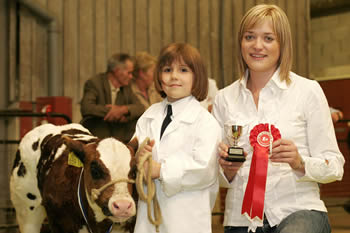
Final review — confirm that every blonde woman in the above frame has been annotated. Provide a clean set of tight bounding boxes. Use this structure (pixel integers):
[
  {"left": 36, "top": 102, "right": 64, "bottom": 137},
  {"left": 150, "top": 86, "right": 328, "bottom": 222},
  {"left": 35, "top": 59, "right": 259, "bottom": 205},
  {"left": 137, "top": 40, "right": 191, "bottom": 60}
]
[
  {"left": 213, "top": 4, "right": 344, "bottom": 233},
  {"left": 131, "top": 51, "right": 163, "bottom": 109}
]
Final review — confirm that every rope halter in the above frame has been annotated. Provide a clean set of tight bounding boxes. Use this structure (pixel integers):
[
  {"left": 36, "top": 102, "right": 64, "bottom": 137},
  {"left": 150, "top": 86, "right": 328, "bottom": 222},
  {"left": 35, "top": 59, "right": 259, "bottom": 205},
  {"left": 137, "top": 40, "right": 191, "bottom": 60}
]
[{"left": 91, "top": 178, "right": 135, "bottom": 201}]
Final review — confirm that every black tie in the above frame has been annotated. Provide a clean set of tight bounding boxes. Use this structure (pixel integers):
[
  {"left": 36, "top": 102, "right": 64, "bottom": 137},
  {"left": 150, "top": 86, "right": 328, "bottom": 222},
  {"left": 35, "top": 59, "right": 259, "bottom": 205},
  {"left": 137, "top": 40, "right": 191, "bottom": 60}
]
[{"left": 160, "top": 105, "right": 172, "bottom": 139}]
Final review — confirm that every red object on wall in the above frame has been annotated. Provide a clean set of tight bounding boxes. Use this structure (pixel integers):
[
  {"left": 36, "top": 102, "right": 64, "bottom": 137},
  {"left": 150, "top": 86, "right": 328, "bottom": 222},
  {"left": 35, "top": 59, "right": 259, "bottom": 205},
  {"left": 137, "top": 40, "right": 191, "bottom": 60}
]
[
  {"left": 36, "top": 96, "right": 72, "bottom": 126},
  {"left": 19, "top": 101, "right": 33, "bottom": 138}
]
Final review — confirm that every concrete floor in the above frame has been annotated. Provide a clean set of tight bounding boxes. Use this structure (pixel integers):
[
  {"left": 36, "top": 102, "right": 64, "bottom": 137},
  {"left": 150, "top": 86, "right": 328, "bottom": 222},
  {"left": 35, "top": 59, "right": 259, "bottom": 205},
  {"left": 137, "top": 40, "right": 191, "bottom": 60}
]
[{"left": 2, "top": 197, "right": 349, "bottom": 232}]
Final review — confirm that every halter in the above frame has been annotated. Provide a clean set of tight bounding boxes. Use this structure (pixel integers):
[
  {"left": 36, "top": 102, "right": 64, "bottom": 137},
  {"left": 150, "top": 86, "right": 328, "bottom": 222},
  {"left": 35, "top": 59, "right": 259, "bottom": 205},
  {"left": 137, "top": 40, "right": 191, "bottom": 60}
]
[
  {"left": 91, "top": 177, "right": 135, "bottom": 201},
  {"left": 77, "top": 168, "right": 135, "bottom": 233}
]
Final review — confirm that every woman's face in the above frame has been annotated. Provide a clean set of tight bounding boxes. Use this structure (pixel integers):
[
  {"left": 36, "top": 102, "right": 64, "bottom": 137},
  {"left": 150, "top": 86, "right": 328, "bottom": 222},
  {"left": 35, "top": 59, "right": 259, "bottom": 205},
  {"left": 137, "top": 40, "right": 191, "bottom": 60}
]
[
  {"left": 160, "top": 59, "right": 193, "bottom": 103},
  {"left": 141, "top": 64, "right": 155, "bottom": 88},
  {"left": 241, "top": 19, "right": 280, "bottom": 75}
]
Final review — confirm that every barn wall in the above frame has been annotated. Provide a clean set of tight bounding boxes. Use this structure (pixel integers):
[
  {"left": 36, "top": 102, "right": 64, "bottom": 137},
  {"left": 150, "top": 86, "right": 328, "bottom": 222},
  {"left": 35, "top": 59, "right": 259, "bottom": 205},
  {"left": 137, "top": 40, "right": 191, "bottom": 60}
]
[
  {"left": 0, "top": 0, "right": 8, "bottom": 210},
  {"left": 0, "top": 1, "right": 17, "bottom": 231},
  {"left": 7, "top": 0, "right": 310, "bottom": 123},
  {"left": 311, "top": 11, "right": 350, "bottom": 80}
]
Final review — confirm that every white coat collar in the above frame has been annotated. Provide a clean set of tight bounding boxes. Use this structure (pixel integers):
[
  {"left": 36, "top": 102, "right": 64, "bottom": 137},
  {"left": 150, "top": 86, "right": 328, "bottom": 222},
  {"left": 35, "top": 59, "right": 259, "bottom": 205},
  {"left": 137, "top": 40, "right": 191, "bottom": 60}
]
[{"left": 142, "top": 95, "right": 201, "bottom": 124}]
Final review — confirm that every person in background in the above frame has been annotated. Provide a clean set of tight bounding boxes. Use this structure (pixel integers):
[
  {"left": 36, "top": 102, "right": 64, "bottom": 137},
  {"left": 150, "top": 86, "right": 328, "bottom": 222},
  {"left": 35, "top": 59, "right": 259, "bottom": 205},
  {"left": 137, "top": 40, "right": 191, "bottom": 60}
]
[
  {"left": 133, "top": 42, "right": 221, "bottom": 233},
  {"left": 200, "top": 77, "right": 219, "bottom": 112},
  {"left": 212, "top": 4, "right": 344, "bottom": 233},
  {"left": 330, "top": 107, "right": 344, "bottom": 123},
  {"left": 80, "top": 53, "right": 145, "bottom": 143},
  {"left": 131, "top": 51, "right": 163, "bottom": 109}
]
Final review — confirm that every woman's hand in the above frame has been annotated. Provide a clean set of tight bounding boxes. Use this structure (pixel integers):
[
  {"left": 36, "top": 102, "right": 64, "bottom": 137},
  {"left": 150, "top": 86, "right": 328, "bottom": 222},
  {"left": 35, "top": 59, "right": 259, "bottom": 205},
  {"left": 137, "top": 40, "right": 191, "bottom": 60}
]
[
  {"left": 270, "top": 139, "right": 305, "bottom": 172},
  {"left": 218, "top": 142, "right": 246, "bottom": 182}
]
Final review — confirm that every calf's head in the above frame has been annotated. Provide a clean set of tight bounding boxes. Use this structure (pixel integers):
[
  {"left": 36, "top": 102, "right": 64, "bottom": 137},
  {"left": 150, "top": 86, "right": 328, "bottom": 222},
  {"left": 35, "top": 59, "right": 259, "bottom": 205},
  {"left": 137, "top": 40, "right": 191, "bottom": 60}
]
[{"left": 64, "top": 137, "right": 137, "bottom": 223}]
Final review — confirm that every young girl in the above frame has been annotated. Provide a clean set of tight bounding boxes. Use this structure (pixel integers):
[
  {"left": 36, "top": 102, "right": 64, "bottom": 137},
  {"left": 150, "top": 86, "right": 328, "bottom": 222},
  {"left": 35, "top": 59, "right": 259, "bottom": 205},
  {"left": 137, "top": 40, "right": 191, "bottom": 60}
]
[{"left": 133, "top": 42, "right": 222, "bottom": 233}]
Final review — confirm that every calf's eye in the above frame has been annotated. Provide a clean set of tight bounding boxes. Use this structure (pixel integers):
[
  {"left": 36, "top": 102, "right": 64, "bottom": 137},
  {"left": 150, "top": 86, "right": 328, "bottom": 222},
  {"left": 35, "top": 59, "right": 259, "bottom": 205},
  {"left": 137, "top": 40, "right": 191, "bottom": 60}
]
[{"left": 90, "top": 161, "right": 105, "bottom": 180}]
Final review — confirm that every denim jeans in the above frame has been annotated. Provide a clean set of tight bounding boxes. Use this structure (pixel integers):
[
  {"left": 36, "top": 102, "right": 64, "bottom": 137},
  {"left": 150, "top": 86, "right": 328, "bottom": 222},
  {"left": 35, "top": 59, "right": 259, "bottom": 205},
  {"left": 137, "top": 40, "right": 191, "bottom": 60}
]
[{"left": 224, "top": 210, "right": 331, "bottom": 233}]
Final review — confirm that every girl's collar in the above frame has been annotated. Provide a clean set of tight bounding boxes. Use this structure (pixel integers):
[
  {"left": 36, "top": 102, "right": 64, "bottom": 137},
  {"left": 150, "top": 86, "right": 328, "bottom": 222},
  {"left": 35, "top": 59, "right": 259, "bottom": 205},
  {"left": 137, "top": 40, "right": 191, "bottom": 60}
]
[{"left": 164, "top": 95, "right": 194, "bottom": 118}]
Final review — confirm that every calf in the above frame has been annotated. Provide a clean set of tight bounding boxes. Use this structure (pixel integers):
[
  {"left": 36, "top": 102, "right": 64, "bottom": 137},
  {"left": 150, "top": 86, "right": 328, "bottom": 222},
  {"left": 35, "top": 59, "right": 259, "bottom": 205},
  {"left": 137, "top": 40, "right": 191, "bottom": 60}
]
[{"left": 10, "top": 123, "right": 137, "bottom": 233}]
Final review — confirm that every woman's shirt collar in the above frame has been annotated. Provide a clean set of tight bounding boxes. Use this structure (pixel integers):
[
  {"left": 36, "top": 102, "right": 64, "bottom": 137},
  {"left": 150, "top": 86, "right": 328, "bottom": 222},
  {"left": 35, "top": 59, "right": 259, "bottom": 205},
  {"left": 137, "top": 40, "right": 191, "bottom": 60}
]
[{"left": 239, "top": 67, "right": 289, "bottom": 91}]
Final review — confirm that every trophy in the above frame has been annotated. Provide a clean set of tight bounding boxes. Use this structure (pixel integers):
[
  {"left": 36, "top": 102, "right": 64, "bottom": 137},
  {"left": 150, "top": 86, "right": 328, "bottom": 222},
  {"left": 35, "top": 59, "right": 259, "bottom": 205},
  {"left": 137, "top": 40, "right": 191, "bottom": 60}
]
[{"left": 225, "top": 125, "right": 245, "bottom": 162}]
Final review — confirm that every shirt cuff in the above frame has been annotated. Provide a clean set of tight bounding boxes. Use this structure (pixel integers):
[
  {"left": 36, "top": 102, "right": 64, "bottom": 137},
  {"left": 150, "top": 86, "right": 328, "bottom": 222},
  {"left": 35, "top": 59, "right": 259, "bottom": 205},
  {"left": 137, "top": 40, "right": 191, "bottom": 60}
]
[{"left": 297, "top": 156, "right": 343, "bottom": 183}]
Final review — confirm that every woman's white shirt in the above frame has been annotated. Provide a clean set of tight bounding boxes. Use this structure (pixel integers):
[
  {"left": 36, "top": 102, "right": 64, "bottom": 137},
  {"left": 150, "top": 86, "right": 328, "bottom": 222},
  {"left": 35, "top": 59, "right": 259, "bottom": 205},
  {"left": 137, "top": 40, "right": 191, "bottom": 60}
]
[
  {"left": 134, "top": 95, "right": 222, "bottom": 233},
  {"left": 212, "top": 69, "right": 344, "bottom": 230}
]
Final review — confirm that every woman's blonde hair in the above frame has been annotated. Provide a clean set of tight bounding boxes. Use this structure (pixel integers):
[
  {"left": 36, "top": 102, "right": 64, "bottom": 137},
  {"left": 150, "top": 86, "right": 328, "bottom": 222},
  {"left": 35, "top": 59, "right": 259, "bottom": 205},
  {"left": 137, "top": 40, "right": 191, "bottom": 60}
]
[
  {"left": 237, "top": 4, "right": 293, "bottom": 84},
  {"left": 154, "top": 42, "right": 208, "bottom": 101},
  {"left": 133, "top": 51, "right": 157, "bottom": 79}
]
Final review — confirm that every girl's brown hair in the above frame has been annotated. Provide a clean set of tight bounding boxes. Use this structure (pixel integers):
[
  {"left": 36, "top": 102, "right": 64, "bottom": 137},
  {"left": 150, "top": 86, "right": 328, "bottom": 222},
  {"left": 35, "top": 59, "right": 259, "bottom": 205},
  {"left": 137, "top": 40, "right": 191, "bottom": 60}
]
[{"left": 154, "top": 43, "right": 208, "bottom": 101}]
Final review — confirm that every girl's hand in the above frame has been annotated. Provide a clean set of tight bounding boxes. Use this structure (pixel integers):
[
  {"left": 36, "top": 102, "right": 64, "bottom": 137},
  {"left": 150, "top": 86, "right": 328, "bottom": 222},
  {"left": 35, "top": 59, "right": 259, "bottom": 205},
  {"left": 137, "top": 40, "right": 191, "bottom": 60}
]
[
  {"left": 270, "top": 139, "right": 304, "bottom": 171},
  {"left": 136, "top": 139, "right": 154, "bottom": 163},
  {"left": 218, "top": 142, "right": 246, "bottom": 182},
  {"left": 139, "top": 139, "right": 161, "bottom": 179}
]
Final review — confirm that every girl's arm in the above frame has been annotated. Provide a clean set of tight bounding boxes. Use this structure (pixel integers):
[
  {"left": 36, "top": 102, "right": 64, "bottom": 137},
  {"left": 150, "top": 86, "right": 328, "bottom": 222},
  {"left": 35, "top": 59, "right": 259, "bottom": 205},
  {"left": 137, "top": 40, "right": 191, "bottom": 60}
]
[{"left": 159, "top": 116, "right": 222, "bottom": 197}]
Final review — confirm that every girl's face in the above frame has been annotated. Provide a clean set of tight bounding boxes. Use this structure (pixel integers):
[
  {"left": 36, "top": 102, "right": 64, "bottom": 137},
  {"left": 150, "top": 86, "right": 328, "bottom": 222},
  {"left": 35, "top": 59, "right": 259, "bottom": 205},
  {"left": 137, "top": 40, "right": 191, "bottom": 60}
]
[
  {"left": 160, "top": 59, "right": 194, "bottom": 102},
  {"left": 241, "top": 19, "right": 280, "bottom": 75}
]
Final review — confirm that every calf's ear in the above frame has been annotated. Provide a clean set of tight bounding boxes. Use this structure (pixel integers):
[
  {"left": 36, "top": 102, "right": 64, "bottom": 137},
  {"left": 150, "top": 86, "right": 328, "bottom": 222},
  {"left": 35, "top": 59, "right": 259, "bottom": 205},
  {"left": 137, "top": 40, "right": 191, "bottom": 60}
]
[
  {"left": 127, "top": 137, "right": 139, "bottom": 157},
  {"left": 62, "top": 136, "right": 86, "bottom": 163}
]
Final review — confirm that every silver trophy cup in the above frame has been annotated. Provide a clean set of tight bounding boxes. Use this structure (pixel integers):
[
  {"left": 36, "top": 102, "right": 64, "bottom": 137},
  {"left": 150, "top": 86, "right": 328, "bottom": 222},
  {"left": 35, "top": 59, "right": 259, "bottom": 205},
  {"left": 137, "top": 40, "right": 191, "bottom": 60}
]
[{"left": 226, "top": 125, "right": 245, "bottom": 162}]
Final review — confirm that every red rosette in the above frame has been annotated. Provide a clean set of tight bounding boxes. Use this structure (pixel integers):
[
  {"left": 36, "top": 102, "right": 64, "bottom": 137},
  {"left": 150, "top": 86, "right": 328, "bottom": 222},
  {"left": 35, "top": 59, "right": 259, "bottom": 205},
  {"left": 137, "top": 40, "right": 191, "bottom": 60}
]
[
  {"left": 241, "top": 123, "right": 281, "bottom": 222},
  {"left": 249, "top": 123, "right": 281, "bottom": 148}
]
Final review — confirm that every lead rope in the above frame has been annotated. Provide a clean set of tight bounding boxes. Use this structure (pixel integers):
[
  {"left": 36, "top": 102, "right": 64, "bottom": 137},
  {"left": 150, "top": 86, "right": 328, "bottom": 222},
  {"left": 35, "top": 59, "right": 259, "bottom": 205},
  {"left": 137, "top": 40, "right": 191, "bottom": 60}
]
[
  {"left": 135, "top": 137, "right": 162, "bottom": 232},
  {"left": 77, "top": 168, "right": 93, "bottom": 233},
  {"left": 77, "top": 168, "right": 113, "bottom": 233}
]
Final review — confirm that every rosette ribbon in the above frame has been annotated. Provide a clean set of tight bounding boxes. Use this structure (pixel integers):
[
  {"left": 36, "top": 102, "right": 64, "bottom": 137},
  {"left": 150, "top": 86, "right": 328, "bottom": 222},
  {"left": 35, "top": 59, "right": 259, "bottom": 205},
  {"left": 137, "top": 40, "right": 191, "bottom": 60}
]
[{"left": 241, "top": 123, "right": 281, "bottom": 221}]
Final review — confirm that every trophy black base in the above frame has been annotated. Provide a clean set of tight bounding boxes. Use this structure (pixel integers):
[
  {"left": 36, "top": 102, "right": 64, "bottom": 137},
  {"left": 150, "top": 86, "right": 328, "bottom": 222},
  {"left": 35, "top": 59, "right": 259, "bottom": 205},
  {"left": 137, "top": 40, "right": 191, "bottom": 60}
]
[{"left": 225, "top": 147, "right": 245, "bottom": 162}]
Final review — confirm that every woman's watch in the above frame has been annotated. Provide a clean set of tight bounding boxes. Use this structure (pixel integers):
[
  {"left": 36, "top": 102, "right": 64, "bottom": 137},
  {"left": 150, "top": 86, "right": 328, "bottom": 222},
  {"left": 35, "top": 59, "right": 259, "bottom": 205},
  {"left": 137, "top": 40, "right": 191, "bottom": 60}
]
[{"left": 297, "top": 156, "right": 305, "bottom": 169}]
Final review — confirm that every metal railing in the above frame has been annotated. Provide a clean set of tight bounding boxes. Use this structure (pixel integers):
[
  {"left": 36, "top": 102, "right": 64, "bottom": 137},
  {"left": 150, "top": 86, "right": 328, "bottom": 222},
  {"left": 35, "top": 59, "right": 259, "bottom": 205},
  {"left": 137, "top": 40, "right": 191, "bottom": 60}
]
[
  {"left": 0, "top": 110, "right": 71, "bottom": 124},
  {"left": 0, "top": 110, "right": 72, "bottom": 144}
]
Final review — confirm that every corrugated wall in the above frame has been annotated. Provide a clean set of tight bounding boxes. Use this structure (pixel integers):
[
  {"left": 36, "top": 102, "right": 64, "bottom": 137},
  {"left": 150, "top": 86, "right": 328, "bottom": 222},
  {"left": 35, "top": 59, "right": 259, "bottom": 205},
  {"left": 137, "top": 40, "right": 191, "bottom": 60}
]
[{"left": 8, "top": 0, "right": 310, "bottom": 123}]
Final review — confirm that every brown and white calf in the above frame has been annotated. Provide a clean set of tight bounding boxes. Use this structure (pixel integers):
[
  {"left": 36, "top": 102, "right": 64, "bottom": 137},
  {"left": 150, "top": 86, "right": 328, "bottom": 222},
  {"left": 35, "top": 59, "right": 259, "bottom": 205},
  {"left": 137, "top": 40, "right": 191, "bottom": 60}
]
[{"left": 10, "top": 123, "right": 137, "bottom": 233}]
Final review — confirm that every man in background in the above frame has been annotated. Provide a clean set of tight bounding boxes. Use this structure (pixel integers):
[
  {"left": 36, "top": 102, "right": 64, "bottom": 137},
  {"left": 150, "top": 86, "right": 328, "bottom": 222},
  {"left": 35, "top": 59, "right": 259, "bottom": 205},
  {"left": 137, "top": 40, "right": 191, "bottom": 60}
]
[
  {"left": 330, "top": 107, "right": 344, "bottom": 123},
  {"left": 80, "top": 53, "right": 145, "bottom": 143}
]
